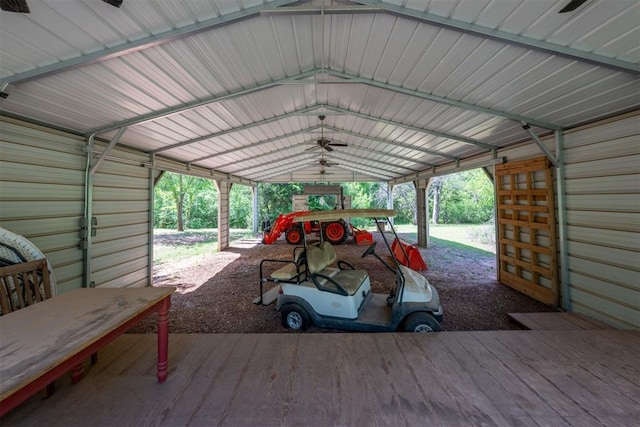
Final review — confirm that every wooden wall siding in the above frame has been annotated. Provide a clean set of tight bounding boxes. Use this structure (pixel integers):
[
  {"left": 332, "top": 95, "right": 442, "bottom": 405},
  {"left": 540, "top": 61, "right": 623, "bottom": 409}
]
[
  {"left": 496, "top": 157, "right": 559, "bottom": 307},
  {"left": 0, "top": 118, "right": 85, "bottom": 292},
  {"left": 562, "top": 112, "right": 640, "bottom": 328}
]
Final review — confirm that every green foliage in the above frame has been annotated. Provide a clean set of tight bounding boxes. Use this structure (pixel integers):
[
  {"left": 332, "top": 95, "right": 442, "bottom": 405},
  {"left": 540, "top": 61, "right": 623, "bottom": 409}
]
[
  {"left": 257, "top": 183, "right": 304, "bottom": 222},
  {"left": 153, "top": 169, "right": 495, "bottom": 231},
  {"left": 432, "top": 169, "right": 494, "bottom": 224},
  {"left": 392, "top": 183, "right": 417, "bottom": 224},
  {"left": 230, "top": 185, "right": 253, "bottom": 228},
  {"left": 154, "top": 172, "right": 217, "bottom": 230}
]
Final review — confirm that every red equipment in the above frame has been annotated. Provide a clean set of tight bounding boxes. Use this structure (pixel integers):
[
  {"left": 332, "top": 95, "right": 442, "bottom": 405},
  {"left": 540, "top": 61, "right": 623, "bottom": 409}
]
[
  {"left": 391, "top": 238, "right": 428, "bottom": 271},
  {"left": 351, "top": 225, "right": 374, "bottom": 246},
  {"left": 262, "top": 211, "right": 350, "bottom": 245}
]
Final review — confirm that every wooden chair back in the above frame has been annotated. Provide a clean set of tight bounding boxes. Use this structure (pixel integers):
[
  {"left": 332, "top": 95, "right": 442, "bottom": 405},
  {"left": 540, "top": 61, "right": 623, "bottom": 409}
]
[{"left": 0, "top": 259, "right": 52, "bottom": 316}]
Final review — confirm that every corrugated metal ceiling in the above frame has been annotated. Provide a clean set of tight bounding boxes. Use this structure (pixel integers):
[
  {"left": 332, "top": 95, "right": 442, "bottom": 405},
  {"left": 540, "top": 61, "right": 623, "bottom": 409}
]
[{"left": 1, "top": 0, "right": 638, "bottom": 183}]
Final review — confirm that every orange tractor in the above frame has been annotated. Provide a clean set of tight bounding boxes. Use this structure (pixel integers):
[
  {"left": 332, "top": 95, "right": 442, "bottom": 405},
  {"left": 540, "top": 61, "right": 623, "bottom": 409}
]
[{"left": 262, "top": 210, "right": 350, "bottom": 245}]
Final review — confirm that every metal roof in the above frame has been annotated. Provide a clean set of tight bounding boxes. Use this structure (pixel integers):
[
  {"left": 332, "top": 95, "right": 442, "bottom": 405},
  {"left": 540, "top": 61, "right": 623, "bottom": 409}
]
[{"left": 1, "top": 0, "right": 638, "bottom": 184}]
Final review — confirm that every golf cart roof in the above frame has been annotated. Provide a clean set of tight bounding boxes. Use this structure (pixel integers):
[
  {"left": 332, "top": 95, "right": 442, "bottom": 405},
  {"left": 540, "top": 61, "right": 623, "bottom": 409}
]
[{"left": 292, "top": 209, "right": 396, "bottom": 223}]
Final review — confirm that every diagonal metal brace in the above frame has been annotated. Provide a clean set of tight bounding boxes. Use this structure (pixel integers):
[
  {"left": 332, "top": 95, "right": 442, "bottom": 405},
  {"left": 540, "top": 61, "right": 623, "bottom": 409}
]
[{"left": 522, "top": 123, "right": 559, "bottom": 167}]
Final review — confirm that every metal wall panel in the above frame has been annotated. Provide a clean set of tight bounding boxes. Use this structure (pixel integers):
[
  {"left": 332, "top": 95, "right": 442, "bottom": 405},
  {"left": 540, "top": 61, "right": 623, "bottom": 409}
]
[
  {"left": 562, "top": 112, "right": 640, "bottom": 328},
  {"left": 91, "top": 144, "right": 152, "bottom": 288},
  {"left": 0, "top": 118, "right": 85, "bottom": 291},
  {"left": 0, "top": 117, "right": 153, "bottom": 291}
]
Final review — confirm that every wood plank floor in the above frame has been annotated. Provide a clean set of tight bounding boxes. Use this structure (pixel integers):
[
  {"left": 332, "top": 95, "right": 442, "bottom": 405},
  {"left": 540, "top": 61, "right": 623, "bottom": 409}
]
[{"left": 2, "top": 330, "right": 639, "bottom": 426}]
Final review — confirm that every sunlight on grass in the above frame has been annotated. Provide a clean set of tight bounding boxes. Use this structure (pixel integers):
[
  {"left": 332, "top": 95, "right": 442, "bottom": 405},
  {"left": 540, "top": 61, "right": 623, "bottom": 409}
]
[
  {"left": 153, "top": 228, "right": 256, "bottom": 265},
  {"left": 393, "top": 223, "right": 496, "bottom": 254},
  {"left": 153, "top": 223, "right": 496, "bottom": 267}
]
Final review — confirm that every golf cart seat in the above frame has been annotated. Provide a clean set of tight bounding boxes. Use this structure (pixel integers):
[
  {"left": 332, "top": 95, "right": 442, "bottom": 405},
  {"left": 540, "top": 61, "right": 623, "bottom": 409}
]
[
  {"left": 307, "top": 242, "right": 369, "bottom": 296},
  {"left": 270, "top": 246, "right": 306, "bottom": 281}
]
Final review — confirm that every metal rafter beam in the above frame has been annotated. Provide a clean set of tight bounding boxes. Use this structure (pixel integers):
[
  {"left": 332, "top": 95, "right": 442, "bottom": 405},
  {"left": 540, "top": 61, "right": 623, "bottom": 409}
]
[
  {"left": 355, "top": 1, "right": 639, "bottom": 75},
  {"left": 3, "top": 0, "right": 301, "bottom": 84},
  {"left": 191, "top": 125, "right": 321, "bottom": 163},
  {"left": 88, "top": 66, "right": 556, "bottom": 148},
  {"left": 151, "top": 106, "right": 318, "bottom": 155},
  {"left": 223, "top": 135, "right": 433, "bottom": 174},
  {"left": 324, "top": 107, "right": 485, "bottom": 156},
  {"left": 324, "top": 152, "right": 417, "bottom": 174},
  {"left": 236, "top": 152, "right": 317, "bottom": 175},
  {"left": 336, "top": 163, "right": 394, "bottom": 180},
  {"left": 323, "top": 125, "right": 450, "bottom": 163},
  {"left": 88, "top": 70, "right": 320, "bottom": 137},
  {"left": 251, "top": 162, "right": 311, "bottom": 180},
  {"left": 185, "top": 105, "right": 460, "bottom": 166},
  {"left": 326, "top": 70, "right": 562, "bottom": 131},
  {"left": 223, "top": 139, "right": 318, "bottom": 172},
  {"left": 244, "top": 150, "right": 406, "bottom": 180}
]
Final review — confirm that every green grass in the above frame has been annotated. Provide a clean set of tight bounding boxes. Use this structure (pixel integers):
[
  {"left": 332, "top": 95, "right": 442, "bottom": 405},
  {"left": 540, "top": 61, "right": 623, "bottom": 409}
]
[
  {"left": 153, "top": 223, "right": 496, "bottom": 266},
  {"left": 153, "top": 228, "right": 256, "bottom": 266},
  {"left": 393, "top": 223, "right": 496, "bottom": 254}
]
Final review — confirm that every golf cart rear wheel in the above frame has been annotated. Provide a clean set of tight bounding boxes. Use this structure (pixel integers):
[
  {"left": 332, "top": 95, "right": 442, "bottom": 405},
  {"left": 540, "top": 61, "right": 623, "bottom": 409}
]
[
  {"left": 323, "top": 221, "right": 347, "bottom": 245},
  {"left": 285, "top": 226, "right": 303, "bottom": 245},
  {"left": 281, "top": 303, "right": 311, "bottom": 331},
  {"left": 403, "top": 312, "right": 441, "bottom": 332}
]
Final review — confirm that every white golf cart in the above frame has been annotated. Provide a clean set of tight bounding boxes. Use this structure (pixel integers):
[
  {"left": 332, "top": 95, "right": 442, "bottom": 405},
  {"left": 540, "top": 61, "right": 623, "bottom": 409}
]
[{"left": 257, "top": 209, "right": 443, "bottom": 332}]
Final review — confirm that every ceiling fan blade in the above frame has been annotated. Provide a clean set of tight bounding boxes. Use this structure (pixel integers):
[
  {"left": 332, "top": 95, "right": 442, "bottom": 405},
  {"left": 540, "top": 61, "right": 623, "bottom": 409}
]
[
  {"left": 328, "top": 143, "right": 348, "bottom": 147},
  {"left": 323, "top": 145, "right": 334, "bottom": 152},
  {"left": 558, "top": 0, "right": 588, "bottom": 13}
]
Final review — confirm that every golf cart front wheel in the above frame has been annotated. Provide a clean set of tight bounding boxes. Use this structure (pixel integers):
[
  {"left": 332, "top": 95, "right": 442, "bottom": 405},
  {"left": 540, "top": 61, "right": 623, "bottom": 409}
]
[
  {"left": 281, "top": 303, "right": 311, "bottom": 331},
  {"left": 403, "top": 312, "right": 441, "bottom": 332}
]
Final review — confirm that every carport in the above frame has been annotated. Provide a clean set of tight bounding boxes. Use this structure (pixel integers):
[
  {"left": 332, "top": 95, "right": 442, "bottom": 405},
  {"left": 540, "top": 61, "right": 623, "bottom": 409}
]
[
  {"left": 0, "top": 0, "right": 640, "bottom": 425},
  {"left": 0, "top": 1, "right": 639, "bottom": 422}
]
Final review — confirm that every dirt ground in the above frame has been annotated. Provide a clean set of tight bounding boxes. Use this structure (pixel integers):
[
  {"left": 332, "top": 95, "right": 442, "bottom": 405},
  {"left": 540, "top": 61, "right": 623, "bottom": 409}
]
[{"left": 128, "top": 231, "right": 553, "bottom": 334}]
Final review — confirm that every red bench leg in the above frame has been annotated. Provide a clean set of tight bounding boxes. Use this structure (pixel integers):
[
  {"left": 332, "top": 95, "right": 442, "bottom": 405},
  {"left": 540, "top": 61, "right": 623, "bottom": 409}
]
[
  {"left": 156, "top": 296, "right": 171, "bottom": 383},
  {"left": 71, "top": 362, "right": 84, "bottom": 384}
]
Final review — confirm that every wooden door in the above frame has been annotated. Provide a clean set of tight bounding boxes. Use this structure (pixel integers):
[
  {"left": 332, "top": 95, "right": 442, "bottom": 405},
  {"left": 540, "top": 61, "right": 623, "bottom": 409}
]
[{"left": 495, "top": 157, "right": 559, "bottom": 306}]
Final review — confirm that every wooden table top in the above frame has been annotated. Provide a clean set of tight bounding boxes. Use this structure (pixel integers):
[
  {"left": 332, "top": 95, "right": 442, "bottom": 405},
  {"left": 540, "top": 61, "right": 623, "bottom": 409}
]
[{"left": 0, "top": 287, "right": 174, "bottom": 400}]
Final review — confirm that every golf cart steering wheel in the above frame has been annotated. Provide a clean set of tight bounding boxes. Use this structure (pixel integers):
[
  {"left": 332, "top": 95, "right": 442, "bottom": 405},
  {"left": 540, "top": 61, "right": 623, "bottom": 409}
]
[{"left": 362, "top": 242, "right": 377, "bottom": 258}]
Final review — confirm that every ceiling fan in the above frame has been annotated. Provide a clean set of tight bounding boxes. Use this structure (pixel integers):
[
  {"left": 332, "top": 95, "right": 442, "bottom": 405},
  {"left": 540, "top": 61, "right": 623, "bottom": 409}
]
[{"left": 315, "top": 115, "right": 348, "bottom": 152}]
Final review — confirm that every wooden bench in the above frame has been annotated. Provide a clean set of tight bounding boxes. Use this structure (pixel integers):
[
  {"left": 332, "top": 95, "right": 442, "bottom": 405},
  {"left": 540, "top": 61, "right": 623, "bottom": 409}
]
[{"left": 0, "top": 287, "right": 174, "bottom": 417}]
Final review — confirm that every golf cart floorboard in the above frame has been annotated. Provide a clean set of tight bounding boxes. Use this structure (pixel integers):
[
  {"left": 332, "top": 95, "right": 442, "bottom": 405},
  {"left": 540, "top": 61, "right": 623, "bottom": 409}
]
[
  {"left": 253, "top": 285, "right": 281, "bottom": 305},
  {"left": 356, "top": 293, "right": 392, "bottom": 326}
]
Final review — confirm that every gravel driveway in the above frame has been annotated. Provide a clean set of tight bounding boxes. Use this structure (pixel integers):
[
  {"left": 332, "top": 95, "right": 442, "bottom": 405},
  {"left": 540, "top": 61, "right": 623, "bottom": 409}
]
[{"left": 128, "top": 232, "right": 553, "bottom": 334}]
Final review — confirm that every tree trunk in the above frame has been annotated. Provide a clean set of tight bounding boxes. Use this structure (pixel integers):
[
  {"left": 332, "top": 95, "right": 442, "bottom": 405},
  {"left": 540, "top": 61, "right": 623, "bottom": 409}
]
[
  {"left": 431, "top": 178, "right": 442, "bottom": 224},
  {"left": 177, "top": 175, "right": 185, "bottom": 231}
]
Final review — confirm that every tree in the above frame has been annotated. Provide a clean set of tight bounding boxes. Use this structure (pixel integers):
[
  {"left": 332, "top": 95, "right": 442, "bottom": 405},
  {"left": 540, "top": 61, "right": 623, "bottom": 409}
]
[
  {"left": 392, "top": 183, "right": 417, "bottom": 224},
  {"left": 432, "top": 169, "right": 494, "bottom": 224},
  {"left": 154, "top": 172, "right": 217, "bottom": 230},
  {"left": 430, "top": 177, "right": 443, "bottom": 224},
  {"left": 230, "top": 184, "right": 253, "bottom": 228}
]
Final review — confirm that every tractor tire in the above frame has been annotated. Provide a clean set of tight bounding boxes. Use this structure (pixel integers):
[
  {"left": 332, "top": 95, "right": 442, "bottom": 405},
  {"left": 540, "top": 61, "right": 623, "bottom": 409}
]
[
  {"left": 285, "top": 225, "right": 303, "bottom": 245},
  {"left": 323, "top": 221, "right": 348, "bottom": 245}
]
